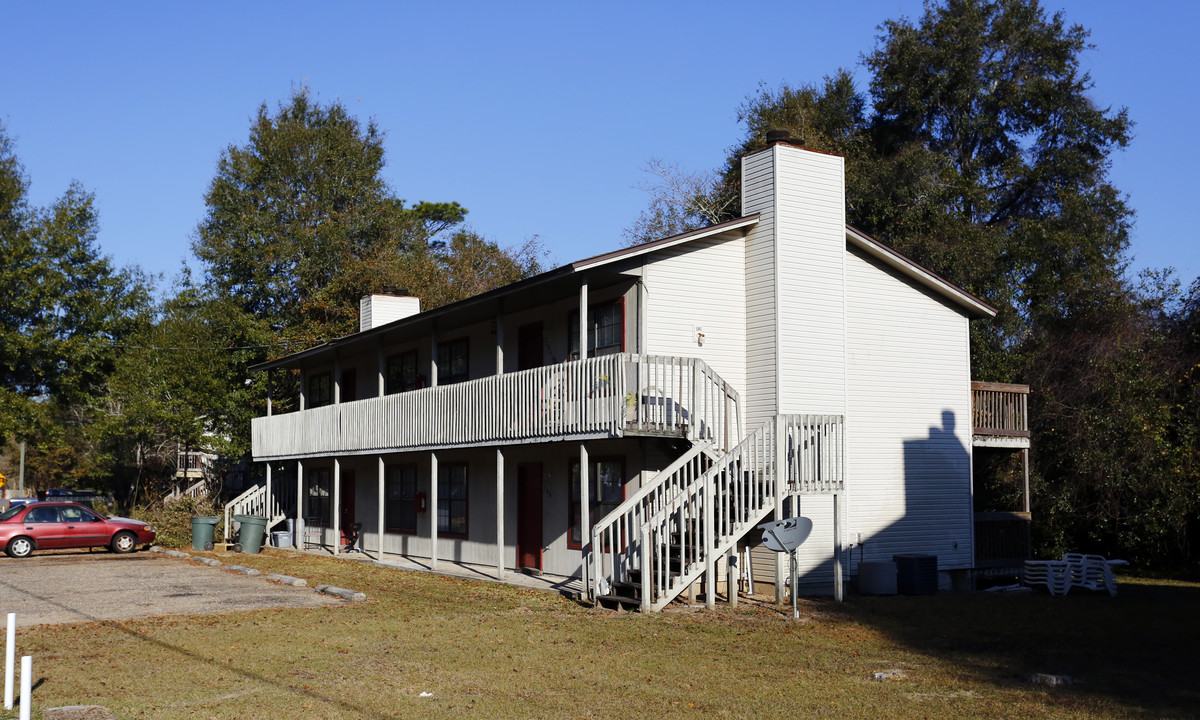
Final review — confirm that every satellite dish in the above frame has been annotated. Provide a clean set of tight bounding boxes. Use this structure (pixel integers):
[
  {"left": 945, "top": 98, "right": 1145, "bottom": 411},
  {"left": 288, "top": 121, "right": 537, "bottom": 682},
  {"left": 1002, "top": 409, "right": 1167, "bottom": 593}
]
[{"left": 758, "top": 517, "right": 813, "bottom": 553}]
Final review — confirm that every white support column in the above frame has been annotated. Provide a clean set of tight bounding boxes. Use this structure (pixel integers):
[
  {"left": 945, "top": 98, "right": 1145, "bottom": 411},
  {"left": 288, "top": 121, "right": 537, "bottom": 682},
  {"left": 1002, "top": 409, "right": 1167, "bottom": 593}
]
[
  {"left": 266, "top": 371, "right": 273, "bottom": 417},
  {"left": 333, "top": 458, "right": 341, "bottom": 554},
  {"left": 377, "top": 339, "right": 386, "bottom": 397},
  {"left": 377, "top": 456, "right": 385, "bottom": 560},
  {"left": 430, "top": 329, "right": 439, "bottom": 388},
  {"left": 299, "top": 369, "right": 307, "bottom": 411},
  {"left": 295, "top": 460, "right": 304, "bottom": 550},
  {"left": 578, "top": 276, "right": 589, "bottom": 360},
  {"left": 579, "top": 443, "right": 590, "bottom": 598},
  {"left": 430, "top": 451, "right": 439, "bottom": 570},
  {"left": 334, "top": 353, "right": 342, "bottom": 405},
  {"left": 774, "top": 416, "right": 786, "bottom": 604},
  {"left": 265, "top": 463, "right": 273, "bottom": 543},
  {"left": 495, "top": 308, "right": 505, "bottom": 376},
  {"left": 496, "top": 447, "right": 505, "bottom": 580}
]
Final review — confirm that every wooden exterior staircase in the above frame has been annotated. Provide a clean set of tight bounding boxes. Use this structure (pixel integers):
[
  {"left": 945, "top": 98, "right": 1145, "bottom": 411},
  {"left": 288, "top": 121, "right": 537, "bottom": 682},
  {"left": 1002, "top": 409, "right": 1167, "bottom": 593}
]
[
  {"left": 591, "top": 414, "right": 845, "bottom": 611},
  {"left": 223, "top": 483, "right": 288, "bottom": 542}
]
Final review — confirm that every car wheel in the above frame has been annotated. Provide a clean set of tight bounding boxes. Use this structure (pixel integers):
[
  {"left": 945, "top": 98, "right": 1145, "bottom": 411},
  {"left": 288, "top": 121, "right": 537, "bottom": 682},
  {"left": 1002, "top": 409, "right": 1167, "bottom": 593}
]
[
  {"left": 6, "top": 536, "right": 34, "bottom": 559},
  {"left": 111, "top": 531, "right": 138, "bottom": 554}
]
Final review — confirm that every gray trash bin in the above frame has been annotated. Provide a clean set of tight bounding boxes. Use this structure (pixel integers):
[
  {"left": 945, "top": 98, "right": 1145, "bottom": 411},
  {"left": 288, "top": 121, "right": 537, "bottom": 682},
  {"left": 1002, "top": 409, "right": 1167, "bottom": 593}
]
[{"left": 272, "top": 530, "right": 293, "bottom": 548}]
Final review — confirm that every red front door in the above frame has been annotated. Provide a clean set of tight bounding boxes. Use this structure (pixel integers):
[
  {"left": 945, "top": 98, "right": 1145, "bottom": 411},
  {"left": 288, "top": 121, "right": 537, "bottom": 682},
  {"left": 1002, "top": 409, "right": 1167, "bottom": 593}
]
[
  {"left": 517, "top": 463, "right": 543, "bottom": 571},
  {"left": 340, "top": 471, "right": 356, "bottom": 548}
]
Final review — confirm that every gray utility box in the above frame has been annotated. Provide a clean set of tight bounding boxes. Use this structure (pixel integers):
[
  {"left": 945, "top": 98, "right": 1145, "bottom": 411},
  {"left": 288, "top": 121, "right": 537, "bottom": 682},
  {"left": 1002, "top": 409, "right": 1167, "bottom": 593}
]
[{"left": 893, "top": 553, "right": 938, "bottom": 595}]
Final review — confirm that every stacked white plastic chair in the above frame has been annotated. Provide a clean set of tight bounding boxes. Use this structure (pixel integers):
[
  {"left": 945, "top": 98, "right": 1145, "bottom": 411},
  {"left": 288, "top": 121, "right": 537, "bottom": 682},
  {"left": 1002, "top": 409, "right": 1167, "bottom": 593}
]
[
  {"left": 1025, "top": 553, "right": 1123, "bottom": 596},
  {"left": 1023, "top": 560, "right": 1072, "bottom": 596}
]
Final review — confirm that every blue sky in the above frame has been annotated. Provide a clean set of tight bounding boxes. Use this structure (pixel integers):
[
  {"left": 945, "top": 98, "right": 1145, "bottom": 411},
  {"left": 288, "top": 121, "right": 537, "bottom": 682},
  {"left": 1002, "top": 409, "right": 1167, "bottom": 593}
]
[{"left": 2, "top": 1, "right": 1195, "bottom": 291}]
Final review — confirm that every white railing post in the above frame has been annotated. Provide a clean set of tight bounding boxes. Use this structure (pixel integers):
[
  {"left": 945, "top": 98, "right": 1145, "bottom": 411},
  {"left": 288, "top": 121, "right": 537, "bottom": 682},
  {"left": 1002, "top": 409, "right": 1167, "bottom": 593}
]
[
  {"left": 18, "top": 655, "right": 29, "bottom": 720},
  {"left": 703, "top": 469, "right": 715, "bottom": 610},
  {"left": 4, "top": 612, "right": 13, "bottom": 710}
]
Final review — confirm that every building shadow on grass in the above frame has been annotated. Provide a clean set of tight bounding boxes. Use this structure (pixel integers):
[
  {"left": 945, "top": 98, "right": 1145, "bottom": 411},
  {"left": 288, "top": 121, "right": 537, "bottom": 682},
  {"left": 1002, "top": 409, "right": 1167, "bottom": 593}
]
[{"left": 817, "top": 579, "right": 1200, "bottom": 718}]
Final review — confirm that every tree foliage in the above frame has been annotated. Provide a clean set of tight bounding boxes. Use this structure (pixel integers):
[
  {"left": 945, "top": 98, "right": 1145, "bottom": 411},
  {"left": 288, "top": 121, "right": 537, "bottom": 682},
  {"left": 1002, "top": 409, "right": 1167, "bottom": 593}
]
[
  {"left": 627, "top": 0, "right": 1198, "bottom": 570},
  {"left": 193, "top": 88, "right": 541, "bottom": 352},
  {"left": 0, "top": 124, "right": 151, "bottom": 466}
]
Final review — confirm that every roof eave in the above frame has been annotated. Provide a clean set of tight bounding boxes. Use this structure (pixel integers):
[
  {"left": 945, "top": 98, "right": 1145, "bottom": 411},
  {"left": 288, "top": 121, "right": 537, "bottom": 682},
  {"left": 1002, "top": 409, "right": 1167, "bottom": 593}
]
[{"left": 845, "top": 226, "right": 998, "bottom": 319}]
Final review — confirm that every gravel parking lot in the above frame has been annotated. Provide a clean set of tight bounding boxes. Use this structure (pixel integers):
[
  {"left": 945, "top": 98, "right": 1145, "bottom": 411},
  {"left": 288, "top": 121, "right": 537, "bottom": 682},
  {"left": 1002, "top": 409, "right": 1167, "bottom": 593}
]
[{"left": 0, "top": 550, "right": 339, "bottom": 627}]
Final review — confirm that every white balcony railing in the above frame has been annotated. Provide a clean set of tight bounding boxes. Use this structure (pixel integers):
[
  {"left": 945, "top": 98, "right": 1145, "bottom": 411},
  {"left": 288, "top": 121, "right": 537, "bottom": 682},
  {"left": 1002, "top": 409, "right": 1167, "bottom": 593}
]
[{"left": 252, "top": 354, "right": 740, "bottom": 460}]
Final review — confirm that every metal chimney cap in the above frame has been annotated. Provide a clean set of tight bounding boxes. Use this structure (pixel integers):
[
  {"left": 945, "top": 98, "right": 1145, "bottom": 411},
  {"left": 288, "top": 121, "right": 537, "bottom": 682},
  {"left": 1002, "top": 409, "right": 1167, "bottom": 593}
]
[{"left": 765, "top": 129, "right": 791, "bottom": 143}]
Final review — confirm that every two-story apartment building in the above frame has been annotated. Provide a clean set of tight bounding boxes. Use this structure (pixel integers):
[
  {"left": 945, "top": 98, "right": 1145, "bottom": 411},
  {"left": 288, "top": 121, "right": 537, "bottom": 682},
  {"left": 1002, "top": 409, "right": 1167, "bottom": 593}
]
[{"left": 245, "top": 138, "right": 1017, "bottom": 610}]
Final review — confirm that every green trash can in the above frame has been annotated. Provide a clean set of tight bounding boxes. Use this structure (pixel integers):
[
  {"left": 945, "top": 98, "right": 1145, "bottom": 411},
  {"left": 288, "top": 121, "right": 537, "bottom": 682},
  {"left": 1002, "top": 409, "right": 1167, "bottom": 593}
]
[
  {"left": 232, "top": 514, "right": 269, "bottom": 554},
  {"left": 190, "top": 516, "right": 220, "bottom": 551}
]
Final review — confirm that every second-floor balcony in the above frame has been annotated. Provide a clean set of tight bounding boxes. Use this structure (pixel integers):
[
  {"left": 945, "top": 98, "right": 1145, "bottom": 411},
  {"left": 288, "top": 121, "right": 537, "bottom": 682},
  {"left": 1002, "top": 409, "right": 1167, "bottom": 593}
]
[
  {"left": 971, "top": 381, "right": 1031, "bottom": 448},
  {"left": 252, "top": 353, "right": 741, "bottom": 461}
]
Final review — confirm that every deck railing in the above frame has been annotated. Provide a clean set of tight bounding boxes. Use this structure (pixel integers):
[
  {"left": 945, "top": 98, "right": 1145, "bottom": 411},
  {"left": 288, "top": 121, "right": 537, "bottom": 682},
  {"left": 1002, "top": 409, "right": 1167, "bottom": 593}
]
[
  {"left": 974, "top": 511, "right": 1032, "bottom": 568},
  {"left": 971, "top": 382, "right": 1030, "bottom": 437},
  {"left": 252, "top": 353, "right": 741, "bottom": 459}
]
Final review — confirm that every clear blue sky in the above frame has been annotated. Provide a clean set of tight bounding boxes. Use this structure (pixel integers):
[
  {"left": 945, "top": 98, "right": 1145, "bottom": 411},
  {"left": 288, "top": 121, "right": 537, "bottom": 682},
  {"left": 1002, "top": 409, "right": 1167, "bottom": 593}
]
[{"left": 2, "top": 1, "right": 1195, "bottom": 291}]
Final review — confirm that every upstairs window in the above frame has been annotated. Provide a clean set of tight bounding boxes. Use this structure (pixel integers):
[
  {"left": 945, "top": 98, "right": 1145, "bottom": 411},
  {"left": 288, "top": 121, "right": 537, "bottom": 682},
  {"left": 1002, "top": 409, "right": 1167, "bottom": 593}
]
[
  {"left": 386, "top": 350, "right": 421, "bottom": 394},
  {"left": 569, "top": 299, "right": 624, "bottom": 360},
  {"left": 307, "top": 373, "right": 332, "bottom": 408},
  {"left": 437, "top": 338, "right": 469, "bottom": 385}
]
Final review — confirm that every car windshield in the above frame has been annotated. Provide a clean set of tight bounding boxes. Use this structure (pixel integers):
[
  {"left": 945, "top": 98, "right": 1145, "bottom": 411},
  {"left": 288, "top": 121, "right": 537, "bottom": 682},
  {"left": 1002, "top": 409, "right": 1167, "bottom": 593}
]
[{"left": 0, "top": 506, "right": 25, "bottom": 521}]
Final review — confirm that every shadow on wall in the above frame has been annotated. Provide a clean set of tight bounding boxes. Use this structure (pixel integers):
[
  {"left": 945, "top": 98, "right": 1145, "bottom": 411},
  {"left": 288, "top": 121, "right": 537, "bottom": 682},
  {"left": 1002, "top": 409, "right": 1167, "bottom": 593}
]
[{"left": 786, "top": 409, "right": 970, "bottom": 593}]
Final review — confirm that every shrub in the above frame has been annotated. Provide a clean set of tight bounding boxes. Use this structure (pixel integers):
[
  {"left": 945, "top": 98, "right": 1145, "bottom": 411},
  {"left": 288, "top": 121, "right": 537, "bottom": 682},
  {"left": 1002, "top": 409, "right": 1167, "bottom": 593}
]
[{"left": 131, "top": 496, "right": 225, "bottom": 548}]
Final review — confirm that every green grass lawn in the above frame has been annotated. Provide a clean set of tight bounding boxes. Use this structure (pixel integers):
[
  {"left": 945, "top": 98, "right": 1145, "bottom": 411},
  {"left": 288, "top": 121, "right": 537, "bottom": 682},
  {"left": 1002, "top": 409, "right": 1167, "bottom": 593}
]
[{"left": 17, "top": 551, "right": 1200, "bottom": 719}]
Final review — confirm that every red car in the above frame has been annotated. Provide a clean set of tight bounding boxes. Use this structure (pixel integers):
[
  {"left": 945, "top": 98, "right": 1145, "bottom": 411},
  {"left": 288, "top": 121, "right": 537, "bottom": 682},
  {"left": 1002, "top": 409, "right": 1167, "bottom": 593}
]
[{"left": 0, "top": 502, "right": 156, "bottom": 558}]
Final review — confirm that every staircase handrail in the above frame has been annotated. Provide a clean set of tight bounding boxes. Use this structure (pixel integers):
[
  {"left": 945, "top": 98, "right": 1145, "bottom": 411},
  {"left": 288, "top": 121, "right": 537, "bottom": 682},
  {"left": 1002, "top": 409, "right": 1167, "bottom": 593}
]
[
  {"left": 223, "top": 484, "right": 265, "bottom": 541},
  {"left": 592, "top": 413, "right": 845, "bottom": 610}
]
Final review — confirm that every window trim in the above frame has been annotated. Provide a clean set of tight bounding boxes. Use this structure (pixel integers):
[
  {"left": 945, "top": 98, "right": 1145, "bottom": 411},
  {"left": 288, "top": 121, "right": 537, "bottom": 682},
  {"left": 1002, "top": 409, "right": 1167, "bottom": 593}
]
[{"left": 567, "top": 456, "right": 626, "bottom": 550}]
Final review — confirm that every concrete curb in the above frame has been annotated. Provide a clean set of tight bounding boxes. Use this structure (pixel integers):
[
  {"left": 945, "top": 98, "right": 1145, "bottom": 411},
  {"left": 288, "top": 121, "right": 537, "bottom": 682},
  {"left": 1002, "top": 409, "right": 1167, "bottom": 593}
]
[
  {"left": 149, "top": 546, "right": 165, "bottom": 553},
  {"left": 164, "top": 550, "right": 190, "bottom": 559},
  {"left": 315, "top": 584, "right": 367, "bottom": 602},
  {"left": 197, "top": 557, "right": 222, "bottom": 567},
  {"left": 224, "top": 564, "right": 262, "bottom": 576},
  {"left": 266, "top": 573, "right": 307, "bottom": 587}
]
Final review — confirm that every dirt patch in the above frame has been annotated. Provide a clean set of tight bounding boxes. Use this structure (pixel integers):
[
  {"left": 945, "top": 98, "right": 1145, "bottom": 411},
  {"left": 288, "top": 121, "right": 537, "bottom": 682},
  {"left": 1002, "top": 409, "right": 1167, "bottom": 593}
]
[{"left": 0, "top": 550, "right": 339, "bottom": 627}]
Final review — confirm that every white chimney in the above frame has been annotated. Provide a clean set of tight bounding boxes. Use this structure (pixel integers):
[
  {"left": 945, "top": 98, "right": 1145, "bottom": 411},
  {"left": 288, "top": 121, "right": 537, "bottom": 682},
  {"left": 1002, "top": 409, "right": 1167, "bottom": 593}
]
[{"left": 360, "top": 294, "right": 421, "bottom": 332}]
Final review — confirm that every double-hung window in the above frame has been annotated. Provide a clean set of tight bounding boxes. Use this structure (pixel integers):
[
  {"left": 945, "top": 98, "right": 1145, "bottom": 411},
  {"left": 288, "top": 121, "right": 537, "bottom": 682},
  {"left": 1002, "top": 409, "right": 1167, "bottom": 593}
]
[
  {"left": 386, "top": 350, "right": 420, "bottom": 394},
  {"left": 307, "top": 373, "right": 332, "bottom": 408},
  {"left": 307, "top": 468, "right": 331, "bottom": 527},
  {"left": 437, "top": 339, "right": 469, "bottom": 385},
  {"left": 438, "top": 463, "right": 468, "bottom": 537},
  {"left": 568, "top": 299, "right": 624, "bottom": 360},
  {"left": 568, "top": 457, "right": 625, "bottom": 548}
]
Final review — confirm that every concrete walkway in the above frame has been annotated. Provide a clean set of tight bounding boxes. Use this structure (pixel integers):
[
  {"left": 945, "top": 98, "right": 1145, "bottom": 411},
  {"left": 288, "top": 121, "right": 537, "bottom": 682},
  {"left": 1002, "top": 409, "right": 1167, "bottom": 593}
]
[{"left": 294, "top": 544, "right": 586, "bottom": 600}]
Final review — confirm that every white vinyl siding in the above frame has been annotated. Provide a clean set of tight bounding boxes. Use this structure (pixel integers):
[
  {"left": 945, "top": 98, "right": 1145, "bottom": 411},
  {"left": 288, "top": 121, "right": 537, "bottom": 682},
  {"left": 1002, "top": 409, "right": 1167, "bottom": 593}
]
[
  {"left": 774, "top": 147, "right": 847, "bottom": 415},
  {"left": 741, "top": 149, "right": 779, "bottom": 429},
  {"left": 641, "top": 235, "right": 747, "bottom": 394},
  {"left": 842, "top": 246, "right": 975, "bottom": 571}
]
